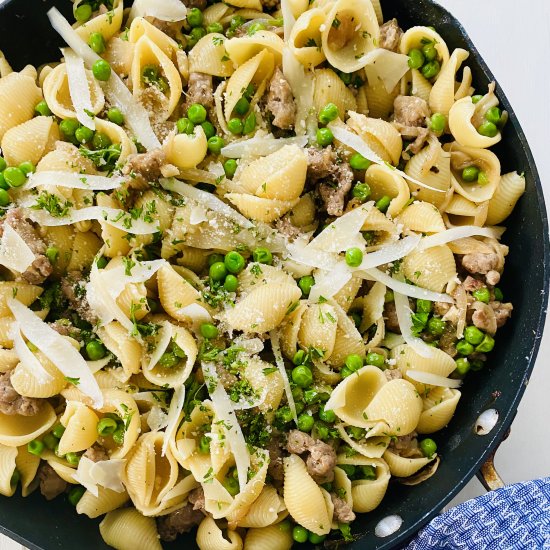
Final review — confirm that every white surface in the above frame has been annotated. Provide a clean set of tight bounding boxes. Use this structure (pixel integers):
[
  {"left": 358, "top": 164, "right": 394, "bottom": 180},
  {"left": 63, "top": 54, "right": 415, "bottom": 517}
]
[{"left": 0, "top": 1, "right": 549, "bottom": 549}]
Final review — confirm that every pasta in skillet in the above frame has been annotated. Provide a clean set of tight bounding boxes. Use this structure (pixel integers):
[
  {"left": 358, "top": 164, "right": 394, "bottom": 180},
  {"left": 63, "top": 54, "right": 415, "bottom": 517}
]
[{"left": 0, "top": 0, "right": 523, "bottom": 548}]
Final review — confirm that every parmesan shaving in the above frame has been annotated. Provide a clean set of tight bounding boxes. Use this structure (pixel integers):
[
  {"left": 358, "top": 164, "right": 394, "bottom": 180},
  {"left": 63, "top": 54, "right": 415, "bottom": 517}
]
[
  {"left": 357, "top": 235, "right": 421, "bottom": 271},
  {"left": 364, "top": 49, "right": 411, "bottom": 94},
  {"left": 10, "top": 323, "right": 53, "bottom": 383},
  {"left": 26, "top": 171, "right": 124, "bottom": 191},
  {"left": 418, "top": 226, "right": 506, "bottom": 250},
  {"left": 270, "top": 330, "right": 298, "bottom": 424},
  {"left": 63, "top": 48, "right": 95, "bottom": 130},
  {"left": 221, "top": 135, "right": 308, "bottom": 159},
  {"left": 8, "top": 299, "right": 103, "bottom": 407},
  {"left": 309, "top": 262, "right": 352, "bottom": 303},
  {"left": 286, "top": 239, "right": 339, "bottom": 270},
  {"left": 128, "top": 0, "right": 187, "bottom": 23},
  {"left": 146, "top": 321, "right": 173, "bottom": 372},
  {"left": 328, "top": 122, "right": 445, "bottom": 192},
  {"left": 162, "top": 384, "right": 186, "bottom": 456},
  {"left": 147, "top": 406, "right": 169, "bottom": 432},
  {"left": 406, "top": 370, "right": 462, "bottom": 389},
  {"left": 48, "top": 8, "right": 161, "bottom": 151},
  {"left": 280, "top": 0, "right": 296, "bottom": 42},
  {"left": 0, "top": 225, "right": 35, "bottom": 273},
  {"left": 87, "top": 356, "right": 112, "bottom": 374},
  {"left": 393, "top": 290, "right": 436, "bottom": 359},
  {"left": 73, "top": 457, "right": 126, "bottom": 497},
  {"left": 177, "top": 303, "right": 213, "bottom": 334},
  {"left": 202, "top": 362, "right": 251, "bottom": 490}
]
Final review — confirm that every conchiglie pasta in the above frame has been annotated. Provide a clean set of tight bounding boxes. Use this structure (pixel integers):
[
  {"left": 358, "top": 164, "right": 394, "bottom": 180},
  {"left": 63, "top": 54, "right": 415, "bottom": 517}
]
[
  {"left": 164, "top": 126, "right": 208, "bottom": 170},
  {"left": 0, "top": 402, "right": 56, "bottom": 447},
  {"left": 402, "top": 245, "right": 456, "bottom": 293},
  {"left": 225, "top": 194, "right": 299, "bottom": 223},
  {"left": 313, "top": 68, "right": 357, "bottom": 117},
  {"left": 0, "top": 444, "right": 18, "bottom": 497},
  {"left": 93, "top": 118, "right": 137, "bottom": 164},
  {"left": 225, "top": 31, "right": 284, "bottom": 67},
  {"left": 327, "top": 301, "right": 365, "bottom": 367},
  {"left": 400, "top": 26, "right": 450, "bottom": 71},
  {"left": 289, "top": 9, "right": 327, "bottom": 68},
  {"left": 239, "top": 485, "right": 285, "bottom": 528},
  {"left": 189, "top": 34, "right": 235, "bottom": 76},
  {"left": 99, "top": 322, "right": 142, "bottom": 376},
  {"left": 15, "top": 445, "right": 41, "bottom": 496},
  {"left": 99, "top": 508, "right": 162, "bottom": 550},
  {"left": 429, "top": 48, "right": 469, "bottom": 115},
  {"left": 444, "top": 194, "right": 489, "bottom": 227},
  {"left": 244, "top": 359, "right": 285, "bottom": 413},
  {"left": 383, "top": 449, "right": 436, "bottom": 478},
  {"left": 396, "top": 201, "right": 446, "bottom": 233},
  {"left": 77, "top": 486, "right": 130, "bottom": 519},
  {"left": 0, "top": 282, "right": 42, "bottom": 316},
  {"left": 243, "top": 524, "right": 293, "bottom": 550},
  {"left": 128, "top": 17, "right": 180, "bottom": 60},
  {"left": 196, "top": 516, "right": 243, "bottom": 550},
  {"left": 486, "top": 171, "right": 526, "bottom": 225},
  {"left": 363, "top": 78, "right": 398, "bottom": 119},
  {"left": 10, "top": 351, "right": 66, "bottom": 398},
  {"left": 58, "top": 401, "right": 99, "bottom": 455},
  {"left": 74, "top": 0, "right": 123, "bottom": 41},
  {"left": 298, "top": 303, "right": 338, "bottom": 359},
  {"left": 67, "top": 231, "right": 102, "bottom": 272},
  {"left": 410, "top": 69, "right": 433, "bottom": 103},
  {"left": 417, "top": 388, "right": 461, "bottom": 434},
  {"left": 157, "top": 263, "right": 203, "bottom": 322},
  {"left": 364, "top": 163, "right": 410, "bottom": 217}
]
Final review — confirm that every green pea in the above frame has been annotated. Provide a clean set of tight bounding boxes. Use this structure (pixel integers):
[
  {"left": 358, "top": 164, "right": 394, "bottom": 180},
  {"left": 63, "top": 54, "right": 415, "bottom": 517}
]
[
  {"left": 345, "top": 247, "right": 363, "bottom": 267},
  {"left": 276, "top": 406, "right": 294, "bottom": 424},
  {"left": 247, "top": 22, "right": 266, "bottom": 35},
  {"left": 408, "top": 48, "right": 425, "bottom": 69},
  {"left": 278, "top": 520, "right": 291, "bottom": 532},
  {"left": 316, "top": 127, "right": 334, "bottom": 147},
  {"left": 309, "top": 533, "right": 326, "bottom": 544},
  {"left": 366, "top": 352, "right": 385, "bottom": 368},
  {"left": 221, "top": 274, "right": 238, "bottom": 294},
  {"left": 97, "top": 417, "right": 118, "bottom": 436},
  {"left": 107, "top": 107, "right": 124, "bottom": 125},
  {"left": 224, "top": 251, "right": 245, "bottom": 274},
  {"left": 318, "top": 405, "right": 336, "bottom": 423},
  {"left": 75, "top": 4, "right": 92, "bottom": 22},
  {"left": 92, "top": 59, "right": 111, "bottom": 81},
  {"left": 472, "top": 287, "right": 490, "bottom": 304},
  {"left": 86, "top": 340, "right": 106, "bottom": 361},
  {"left": 295, "top": 401, "right": 306, "bottom": 415},
  {"left": 464, "top": 325, "right": 484, "bottom": 345},
  {"left": 376, "top": 195, "right": 392, "bottom": 213},
  {"left": 200, "top": 323, "right": 219, "bottom": 339},
  {"left": 242, "top": 83, "right": 255, "bottom": 100},
  {"left": 27, "top": 439, "right": 44, "bottom": 456},
  {"left": 44, "top": 247, "right": 58, "bottom": 264},
  {"left": 421, "top": 59, "right": 441, "bottom": 79},
  {"left": 228, "top": 118, "right": 243, "bottom": 135},
  {"left": 314, "top": 421, "right": 329, "bottom": 440},
  {"left": 470, "top": 359, "right": 485, "bottom": 372},
  {"left": 43, "top": 433, "right": 58, "bottom": 450},
  {"left": 358, "top": 465, "right": 376, "bottom": 480},
  {"left": 340, "top": 366, "right": 353, "bottom": 378},
  {"left": 318, "top": 102, "right": 339, "bottom": 125},
  {"left": 159, "top": 352, "right": 179, "bottom": 368},
  {"left": 188, "top": 103, "right": 207, "bottom": 124},
  {"left": 187, "top": 7, "right": 204, "bottom": 27},
  {"left": 0, "top": 173, "right": 7, "bottom": 191},
  {"left": 429, "top": 112, "right": 446, "bottom": 134},
  {"left": 208, "top": 253, "right": 224, "bottom": 266},
  {"left": 422, "top": 42, "right": 437, "bottom": 61},
  {"left": 68, "top": 485, "right": 86, "bottom": 506},
  {"left": 88, "top": 32, "right": 106, "bottom": 54},
  {"left": 234, "top": 96, "right": 250, "bottom": 116},
  {"left": 3, "top": 167, "right": 26, "bottom": 188},
  {"left": 338, "top": 464, "right": 356, "bottom": 477},
  {"left": 209, "top": 261, "right": 227, "bottom": 281},
  {"left": 52, "top": 424, "right": 65, "bottom": 439},
  {"left": 345, "top": 354, "right": 363, "bottom": 372},
  {"left": 454, "top": 357, "right": 470, "bottom": 376},
  {"left": 478, "top": 171, "right": 489, "bottom": 185},
  {"left": 349, "top": 153, "right": 371, "bottom": 171},
  {"left": 384, "top": 290, "right": 395, "bottom": 303},
  {"left": 201, "top": 120, "right": 216, "bottom": 139},
  {"left": 292, "top": 387, "right": 304, "bottom": 403},
  {"left": 477, "top": 121, "right": 498, "bottom": 138},
  {"left": 0, "top": 157, "right": 6, "bottom": 172},
  {"left": 297, "top": 413, "right": 315, "bottom": 432},
  {"left": 10, "top": 469, "right": 20, "bottom": 487},
  {"left": 485, "top": 107, "right": 502, "bottom": 125},
  {"left": 92, "top": 132, "right": 112, "bottom": 149},
  {"left": 207, "top": 22, "right": 224, "bottom": 34},
  {"left": 222, "top": 476, "right": 239, "bottom": 496},
  {"left": 428, "top": 316, "right": 446, "bottom": 336},
  {"left": 18, "top": 162, "right": 35, "bottom": 177},
  {"left": 177, "top": 117, "right": 195, "bottom": 135},
  {"left": 59, "top": 118, "right": 80, "bottom": 138},
  {"left": 293, "top": 525, "right": 309, "bottom": 543},
  {"left": 252, "top": 247, "right": 272, "bottom": 265},
  {"left": 494, "top": 287, "right": 504, "bottom": 301},
  {"left": 75, "top": 125, "right": 94, "bottom": 144},
  {"left": 199, "top": 435, "right": 211, "bottom": 453},
  {"left": 207, "top": 136, "right": 225, "bottom": 154},
  {"left": 293, "top": 350, "right": 306, "bottom": 365},
  {"left": 476, "top": 334, "right": 495, "bottom": 353},
  {"left": 352, "top": 183, "right": 371, "bottom": 202},
  {"left": 349, "top": 426, "right": 366, "bottom": 440},
  {"left": 349, "top": 311, "right": 361, "bottom": 327},
  {"left": 298, "top": 275, "right": 315, "bottom": 296},
  {"left": 0, "top": 189, "right": 11, "bottom": 207},
  {"left": 471, "top": 94, "right": 483, "bottom": 104},
  {"left": 35, "top": 100, "right": 52, "bottom": 117},
  {"left": 416, "top": 299, "right": 433, "bottom": 313},
  {"left": 243, "top": 112, "right": 256, "bottom": 134},
  {"left": 112, "top": 426, "right": 125, "bottom": 445},
  {"left": 96, "top": 256, "right": 108, "bottom": 269},
  {"left": 455, "top": 339, "right": 474, "bottom": 356},
  {"left": 462, "top": 166, "right": 480, "bottom": 182},
  {"left": 291, "top": 365, "right": 313, "bottom": 388},
  {"left": 419, "top": 438, "right": 437, "bottom": 458}
]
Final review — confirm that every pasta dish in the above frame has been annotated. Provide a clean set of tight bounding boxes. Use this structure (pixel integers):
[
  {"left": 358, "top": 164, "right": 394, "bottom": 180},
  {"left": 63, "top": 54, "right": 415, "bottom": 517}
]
[{"left": 0, "top": 0, "right": 524, "bottom": 548}]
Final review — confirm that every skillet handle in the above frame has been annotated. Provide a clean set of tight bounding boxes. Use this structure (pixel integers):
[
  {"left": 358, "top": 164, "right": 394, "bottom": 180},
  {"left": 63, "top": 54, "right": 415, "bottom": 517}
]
[{"left": 475, "top": 428, "right": 510, "bottom": 491}]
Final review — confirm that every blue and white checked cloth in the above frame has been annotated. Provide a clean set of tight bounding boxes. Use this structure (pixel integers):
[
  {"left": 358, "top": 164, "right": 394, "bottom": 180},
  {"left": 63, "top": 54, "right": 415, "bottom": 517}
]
[{"left": 405, "top": 477, "right": 550, "bottom": 549}]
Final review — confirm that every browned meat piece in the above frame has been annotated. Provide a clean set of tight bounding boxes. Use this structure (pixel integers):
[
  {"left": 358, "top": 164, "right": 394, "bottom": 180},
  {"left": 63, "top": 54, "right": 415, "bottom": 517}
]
[
  {"left": 379, "top": 19, "right": 403, "bottom": 52},
  {"left": 472, "top": 308, "right": 496, "bottom": 334},
  {"left": 215, "top": 364, "right": 238, "bottom": 391},
  {"left": 261, "top": 0, "right": 279, "bottom": 9},
  {"left": 286, "top": 430, "right": 336, "bottom": 483},
  {"left": 157, "top": 503, "right": 204, "bottom": 541},
  {"left": 83, "top": 444, "right": 109, "bottom": 463},
  {"left": 389, "top": 432, "right": 418, "bottom": 453},
  {"left": 307, "top": 146, "right": 334, "bottom": 180},
  {"left": 188, "top": 486, "right": 205, "bottom": 511},
  {"left": 331, "top": 493, "right": 356, "bottom": 523},
  {"left": 384, "top": 368, "right": 402, "bottom": 381},
  {"left": 0, "top": 372, "right": 41, "bottom": 416},
  {"left": 434, "top": 301, "right": 451, "bottom": 317},
  {"left": 185, "top": 72, "right": 214, "bottom": 111},
  {"left": 0, "top": 208, "right": 52, "bottom": 284},
  {"left": 146, "top": 17, "right": 183, "bottom": 40},
  {"left": 183, "top": 0, "right": 207, "bottom": 10},
  {"left": 462, "top": 253, "right": 500, "bottom": 275},
  {"left": 491, "top": 302, "right": 513, "bottom": 328},
  {"left": 486, "top": 270, "right": 501, "bottom": 286},
  {"left": 318, "top": 162, "right": 354, "bottom": 217},
  {"left": 394, "top": 96, "right": 430, "bottom": 128},
  {"left": 394, "top": 124, "right": 430, "bottom": 155},
  {"left": 61, "top": 271, "right": 99, "bottom": 325},
  {"left": 39, "top": 463, "right": 67, "bottom": 501},
  {"left": 123, "top": 149, "right": 166, "bottom": 183},
  {"left": 383, "top": 302, "right": 400, "bottom": 333},
  {"left": 266, "top": 436, "right": 285, "bottom": 483},
  {"left": 439, "top": 327, "right": 458, "bottom": 357},
  {"left": 276, "top": 217, "right": 302, "bottom": 241},
  {"left": 266, "top": 66, "right": 296, "bottom": 130},
  {"left": 463, "top": 276, "right": 484, "bottom": 293}
]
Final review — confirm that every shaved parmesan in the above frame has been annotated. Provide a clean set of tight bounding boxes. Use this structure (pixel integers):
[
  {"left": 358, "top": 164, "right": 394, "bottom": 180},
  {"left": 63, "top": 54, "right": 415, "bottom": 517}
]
[
  {"left": 221, "top": 135, "right": 308, "bottom": 159},
  {"left": 375, "top": 515, "right": 403, "bottom": 538},
  {"left": 146, "top": 321, "right": 173, "bottom": 372},
  {"left": 162, "top": 384, "right": 185, "bottom": 456},
  {"left": 87, "top": 356, "right": 112, "bottom": 374},
  {"left": 48, "top": 8, "right": 161, "bottom": 151},
  {"left": 128, "top": 0, "right": 187, "bottom": 23},
  {"left": 147, "top": 405, "right": 169, "bottom": 432},
  {"left": 418, "top": 226, "right": 506, "bottom": 250},
  {"left": 406, "top": 370, "right": 462, "bottom": 389},
  {"left": 8, "top": 299, "right": 103, "bottom": 407},
  {"left": 328, "top": 122, "right": 445, "bottom": 193},
  {"left": 0, "top": 225, "right": 35, "bottom": 273},
  {"left": 63, "top": 48, "right": 95, "bottom": 130},
  {"left": 25, "top": 205, "right": 160, "bottom": 235},
  {"left": 286, "top": 239, "right": 339, "bottom": 270},
  {"left": 364, "top": 49, "right": 410, "bottom": 94},
  {"left": 360, "top": 268, "right": 454, "bottom": 303},
  {"left": 309, "top": 262, "right": 352, "bottom": 303},
  {"left": 270, "top": 330, "right": 298, "bottom": 424},
  {"left": 73, "top": 457, "right": 126, "bottom": 497},
  {"left": 393, "top": 290, "right": 436, "bottom": 359},
  {"left": 190, "top": 204, "right": 208, "bottom": 225},
  {"left": 26, "top": 171, "right": 124, "bottom": 191},
  {"left": 177, "top": 303, "right": 212, "bottom": 335},
  {"left": 357, "top": 235, "right": 421, "bottom": 271},
  {"left": 10, "top": 323, "right": 53, "bottom": 383},
  {"left": 280, "top": 0, "right": 296, "bottom": 42},
  {"left": 202, "top": 362, "right": 251, "bottom": 490}
]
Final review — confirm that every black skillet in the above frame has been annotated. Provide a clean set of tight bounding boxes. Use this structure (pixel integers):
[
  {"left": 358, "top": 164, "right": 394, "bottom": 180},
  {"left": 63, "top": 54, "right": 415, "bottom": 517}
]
[{"left": 0, "top": 0, "right": 548, "bottom": 548}]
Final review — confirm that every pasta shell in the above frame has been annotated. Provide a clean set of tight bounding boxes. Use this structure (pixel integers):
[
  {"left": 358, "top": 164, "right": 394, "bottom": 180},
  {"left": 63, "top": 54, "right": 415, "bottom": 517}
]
[
  {"left": 327, "top": 301, "right": 365, "bottom": 367},
  {"left": 129, "top": 17, "right": 179, "bottom": 61},
  {"left": 99, "top": 508, "right": 162, "bottom": 550},
  {"left": 399, "top": 26, "right": 450, "bottom": 68},
  {"left": 239, "top": 486, "right": 285, "bottom": 528},
  {"left": 77, "top": 486, "right": 130, "bottom": 519},
  {"left": 67, "top": 231, "right": 102, "bottom": 272},
  {"left": 0, "top": 349, "right": 18, "bottom": 371},
  {"left": 332, "top": 275, "right": 363, "bottom": 313},
  {"left": 225, "top": 0, "right": 262, "bottom": 10},
  {"left": 37, "top": 141, "right": 97, "bottom": 174},
  {"left": 96, "top": 193, "right": 130, "bottom": 258},
  {"left": 444, "top": 194, "right": 489, "bottom": 227},
  {"left": 298, "top": 303, "right": 338, "bottom": 359},
  {"left": 411, "top": 69, "right": 433, "bottom": 103},
  {"left": 429, "top": 48, "right": 469, "bottom": 115},
  {"left": 0, "top": 402, "right": 56, "bottom": 447},
  {"left": 203, "top": 3, "right": 233, "bottom": 26},
  {"left": 58, "top": 402, "right": 100, "bottom": 455},
  {"left": 313, "top": 68, "right": 357, "bottom": 117},
  {"left": 486, "top": 171, "right": 526, "bottom": 225},
  {"left": 280, "top": 301, "right": 308, "bottom": 359},
  {"left": 196, "top": 516, "right": 243, "bottom": 550},
  {"left": 396, "top": 201, "right": 446, "bottom": 233},
  {"left": 244, "top": 358, "right": 285, "bottom": 413},
  {"left": 364, "top": 163, "right": 410, "bottom": 217},
  {"left": 10, "top": 351, "right": 66, "bottom": 398},
  {"left": 99, "top": 322, "right": 143, "bottom": 376},
  {"left": 0, "top": 282, "right": 42, "bottom": 317},
  {"left": 15, "top": 445, "right": 41, "bottom": 496},
  {"left": 360, "top": 281, "right": 386, "bottom": 332},
  {"left": 363, "top": 78, "right": 398, "bottom": 119},
  {"left": 157, "top": 263, "right": 203, "bottom": 321},
  {"left": 383, "top": 449, "right": 435, "bottom": 478},
  {"left": 336, "top": 420, "right": 390, "bottom": 458},
  {"left": 189, "top": 34, "right": 235, "bottom": 77},
  {"left": 0, "top": 444, "right": 18, "bottom": 496},
  {"left": 74, "top": 0, "right": 123, "bottom": 41},
  {"left": 164, "top": 126, "right": 208, "bottom": 170},
  {"left": 225, "top": 194, "right": 299, "bottom": 223},
  {"left": 402, "top": 245, "right": 456, "bottom": 293},
  {"left": 243, "top": 524, "right": 293, "bottom": 550},
  {"left": 225, "top": 31, "right": 284, "bottom": 67},
  {"left": 94, "top": 118, "right": 137, "bottom": 164},
  {"left": 289, "top": 9, "right": 327, "bottom": 68},
  {"left": 417, "top": 388, "right": 461, "bottom": 434}
]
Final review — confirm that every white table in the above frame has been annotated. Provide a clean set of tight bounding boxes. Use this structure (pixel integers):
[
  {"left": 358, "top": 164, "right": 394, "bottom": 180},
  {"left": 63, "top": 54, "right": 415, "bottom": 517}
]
[{"left": 1, "top": 0, "right": 549, "bottom": 548}]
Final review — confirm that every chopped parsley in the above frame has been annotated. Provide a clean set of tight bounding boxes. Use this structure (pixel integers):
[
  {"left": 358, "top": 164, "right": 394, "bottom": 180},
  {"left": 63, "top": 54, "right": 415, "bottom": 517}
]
[{"left": 31, "top": 191, "right": 73, "bottom": 218}]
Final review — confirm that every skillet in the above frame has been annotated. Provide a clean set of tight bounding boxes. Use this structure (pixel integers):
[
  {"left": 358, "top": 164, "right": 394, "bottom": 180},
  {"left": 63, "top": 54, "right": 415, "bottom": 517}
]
[{"left": 0, "top": 0, "right": 548, "bottom": 548}]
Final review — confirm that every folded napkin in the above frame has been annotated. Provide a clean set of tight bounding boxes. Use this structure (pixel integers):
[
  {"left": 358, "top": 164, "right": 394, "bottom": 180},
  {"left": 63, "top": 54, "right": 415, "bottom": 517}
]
[{"left": 405, "top": 477, "right": 550, "bottom": 549}]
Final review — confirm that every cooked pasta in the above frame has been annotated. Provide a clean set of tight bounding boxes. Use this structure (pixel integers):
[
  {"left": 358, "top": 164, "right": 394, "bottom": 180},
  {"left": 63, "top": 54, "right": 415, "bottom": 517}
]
[{"left": 0, "top": 2, "right": 523, "bottom": 549}]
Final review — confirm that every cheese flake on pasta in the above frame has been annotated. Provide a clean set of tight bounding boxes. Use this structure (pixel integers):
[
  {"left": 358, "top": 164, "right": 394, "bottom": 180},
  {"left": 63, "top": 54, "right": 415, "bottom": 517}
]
[
  {"left": 73, "top": 457, "right": 126, "bottom": 497},
  {"left": 0, "top": 225, "right": 35, "bottom": 273},
  {"left": 63, "top": 48, "right": 96, "bottom": 130}
]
